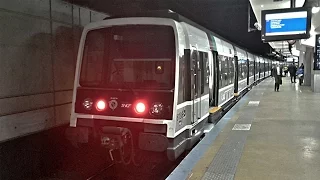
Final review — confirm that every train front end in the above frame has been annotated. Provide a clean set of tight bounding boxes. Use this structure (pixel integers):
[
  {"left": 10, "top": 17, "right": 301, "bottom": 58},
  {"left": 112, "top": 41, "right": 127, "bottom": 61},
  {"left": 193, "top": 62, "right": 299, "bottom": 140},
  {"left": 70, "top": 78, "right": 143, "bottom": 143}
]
[{"left": 70, "top": 18, "right": 180, "bottom": 161}]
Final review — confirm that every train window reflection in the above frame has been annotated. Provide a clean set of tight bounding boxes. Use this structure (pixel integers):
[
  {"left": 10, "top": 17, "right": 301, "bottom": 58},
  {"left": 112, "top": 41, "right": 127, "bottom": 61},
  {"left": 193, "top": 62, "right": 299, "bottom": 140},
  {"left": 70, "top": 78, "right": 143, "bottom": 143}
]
[
  {"left": 80, "top": 29, "right": 105, "bottom": 86},
  {"left": 229, "top": 57, "right": 235, "bottom": 84},
  {"left": 80, "top": 25, "right": 175, "bottom": 90},
  {"left": 249, "top": 61, "right": 254, "bottom": 77}
]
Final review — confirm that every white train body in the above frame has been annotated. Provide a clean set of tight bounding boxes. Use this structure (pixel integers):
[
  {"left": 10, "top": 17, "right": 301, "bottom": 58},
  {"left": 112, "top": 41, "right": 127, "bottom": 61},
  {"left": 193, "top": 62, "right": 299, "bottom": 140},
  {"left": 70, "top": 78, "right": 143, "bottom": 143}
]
[{"left": 69, "top": 13, "right": 273, "bottom": 160}]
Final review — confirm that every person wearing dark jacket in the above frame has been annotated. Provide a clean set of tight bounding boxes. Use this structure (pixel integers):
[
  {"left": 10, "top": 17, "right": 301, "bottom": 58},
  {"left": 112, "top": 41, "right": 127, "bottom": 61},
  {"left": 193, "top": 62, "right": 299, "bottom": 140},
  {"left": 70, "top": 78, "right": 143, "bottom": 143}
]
[
  {"left": 288, "top": 63, "right": 297, "bottom": 83},
  {"left": 297, "top": 64, "right": 304, "bottom": 86},
  {"left": 272, "top": 64, "right": 282, "bottom": 92}
]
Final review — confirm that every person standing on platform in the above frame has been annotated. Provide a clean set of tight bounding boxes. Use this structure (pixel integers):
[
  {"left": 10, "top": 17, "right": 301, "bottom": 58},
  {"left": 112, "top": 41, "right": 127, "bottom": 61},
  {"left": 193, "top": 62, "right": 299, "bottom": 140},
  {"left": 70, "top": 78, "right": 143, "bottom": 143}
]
[
  {"left": 283, "top": 66, "right": 288, "bottom": 76},
  {"left": 297, "top": 64, "right": 305, "bottom": 86},
  {"left": 272, "top": 64, "right": 282, "bottom": 92},
  {"left": 288, "top": 63, "right": 297, "bottom": 83},
  {"left": 300, "top": 63, "right": 304, "bottom": 70}
]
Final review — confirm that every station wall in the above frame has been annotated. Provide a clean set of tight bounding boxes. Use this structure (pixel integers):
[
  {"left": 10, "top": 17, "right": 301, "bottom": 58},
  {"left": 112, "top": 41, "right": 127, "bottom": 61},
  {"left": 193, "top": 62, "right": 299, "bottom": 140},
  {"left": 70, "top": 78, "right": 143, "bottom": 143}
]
[{"left": 0, "top": 0, "right": 108, "bottom": 142}]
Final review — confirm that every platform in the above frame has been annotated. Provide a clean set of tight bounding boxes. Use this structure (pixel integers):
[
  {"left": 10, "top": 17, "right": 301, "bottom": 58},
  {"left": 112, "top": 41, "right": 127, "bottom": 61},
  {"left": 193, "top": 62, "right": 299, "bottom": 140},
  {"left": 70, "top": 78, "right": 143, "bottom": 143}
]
[{"left": 167, "top": 77, "right": 320, "bottom": 180}]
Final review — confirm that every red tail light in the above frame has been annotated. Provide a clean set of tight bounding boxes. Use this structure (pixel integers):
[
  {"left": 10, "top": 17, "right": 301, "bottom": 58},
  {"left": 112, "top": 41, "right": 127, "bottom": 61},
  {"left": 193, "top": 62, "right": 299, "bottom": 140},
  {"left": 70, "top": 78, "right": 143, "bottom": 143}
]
[
  {"left": 135, "top": 102, "right": 146, "bottom": 114},
  {"left": 96, "top": 100, "right": 106, "bottom": 111}
]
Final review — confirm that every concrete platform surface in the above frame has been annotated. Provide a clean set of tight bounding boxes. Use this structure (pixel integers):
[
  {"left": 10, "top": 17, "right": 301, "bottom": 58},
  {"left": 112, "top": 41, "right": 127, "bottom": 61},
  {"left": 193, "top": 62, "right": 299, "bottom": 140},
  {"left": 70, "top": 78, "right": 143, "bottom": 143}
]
[{"left": 177, "top": 77, "right": 320, "bottom": 180}]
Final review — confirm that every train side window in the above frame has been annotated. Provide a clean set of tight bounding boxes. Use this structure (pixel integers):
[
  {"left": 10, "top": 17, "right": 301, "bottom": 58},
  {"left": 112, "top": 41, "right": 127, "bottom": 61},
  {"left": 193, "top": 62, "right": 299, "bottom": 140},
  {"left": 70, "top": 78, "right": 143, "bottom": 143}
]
[
  {"left": 80, "top": 30, "right": 106, "bottom": 86},
  {"left": 199, "top": 52, "right": 209, "bottom": 94},
  {"left": 229, "top": 57, "right": 235, "bottom": 84},
  {"left": 242, "top": 60, "right": 246, "bottom": 80},
  {"left": 265, "top": 62, "right": 267, "bottom": 72},
  {"left": 249, "top": 61, "right": 251, "bottom": 76},
  {"left": 221, "top": 56, "right": 228, "bottom": 87},
  {"left": 250, "top": 61, "right": 254, "bottom": 76},
  {"left": 224, "top": 56, "right": 229, "bottom": 87},
  {"left": 219, "top": 55, "right": 227, "bottom": 88},
  {"left": 240, "top": 60, "right": 243, "bottom": 80},
  {"left": 199, "top": 52, "right": 204, "bottom": 94},
  {"left": 259, "top": 62, "right": 261, "bottom": 73},
  {"left": 243, "top": 60, "right": 248, "bottom": 80},
  {"left": 242, "top": 59, "right": 244, "bottom": 80},
  {"left": 205, "top": 53, "right": 209, "bottom": 86},
  {"left": 241, "top": 60, "right": 245, "bottom": 80},
  {"left": 238, "top": 58, "right": 242, "bottom": 80},
  {"left": 225, "top": 57, "right": 229, "bottom": 85},
  {"left": 225, "top": 56, "right": 231, "bottom": 85},
  {"left": 191, "top": 50, "right": 198, "bottom": 96},
  {"left": 218, "top": 55, "right": 223, "bottom": 88}
]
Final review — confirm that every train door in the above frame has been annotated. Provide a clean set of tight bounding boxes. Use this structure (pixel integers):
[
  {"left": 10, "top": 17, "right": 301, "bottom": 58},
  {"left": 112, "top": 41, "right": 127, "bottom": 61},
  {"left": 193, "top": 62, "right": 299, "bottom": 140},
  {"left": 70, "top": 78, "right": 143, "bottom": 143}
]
[
  {"left": 211, "top": 51, "right": 219, "bottom": 107},
  {"left": 253, "top": 59, "right": 256, "bottom": 81},
  {"left": 234, "top": 56, "right": 239, "bottom": 93},
  {"left": 247, "top": 59, "right": 250, "bottom": 85},
  {"left": 264, "top": 61, "right": 266, "bottom": 77},
  {"left": 191, "top": 47, "right": 201, "bottom": 123},
  {"left": 259, "top": 61, "right": 261, "bottom": 79}
]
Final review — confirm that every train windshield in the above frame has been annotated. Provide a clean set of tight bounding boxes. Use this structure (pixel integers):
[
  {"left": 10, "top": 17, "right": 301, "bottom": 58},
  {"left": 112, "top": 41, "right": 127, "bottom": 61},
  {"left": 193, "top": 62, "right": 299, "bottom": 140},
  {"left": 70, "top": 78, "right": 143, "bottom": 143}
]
[{"left": 80, "top": 25, "right": 175, "bottom": 90}]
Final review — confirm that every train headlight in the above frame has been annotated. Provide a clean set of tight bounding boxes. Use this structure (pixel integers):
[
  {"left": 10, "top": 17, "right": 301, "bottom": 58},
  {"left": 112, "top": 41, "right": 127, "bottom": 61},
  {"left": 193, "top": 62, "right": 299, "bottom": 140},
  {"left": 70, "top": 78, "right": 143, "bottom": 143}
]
[
  {"left": 150, "top": 102, "right": 163, "bottom": 116},
  {"left": 135, "top": 102, "right": 146, "bottom": 114},
  {"left": 96, "top": 100, "right": 107, "bottom": 111},
  {"left": 82, "top": 98, "right": 93, "bottom": 110}
]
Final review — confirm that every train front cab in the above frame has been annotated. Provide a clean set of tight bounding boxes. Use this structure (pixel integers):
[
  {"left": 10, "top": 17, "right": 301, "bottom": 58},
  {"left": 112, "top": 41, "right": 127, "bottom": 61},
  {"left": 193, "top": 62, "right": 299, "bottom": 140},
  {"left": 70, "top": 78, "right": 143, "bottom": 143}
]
[{"left": 68, "top": 17, "right": 211, "bottom": 161}]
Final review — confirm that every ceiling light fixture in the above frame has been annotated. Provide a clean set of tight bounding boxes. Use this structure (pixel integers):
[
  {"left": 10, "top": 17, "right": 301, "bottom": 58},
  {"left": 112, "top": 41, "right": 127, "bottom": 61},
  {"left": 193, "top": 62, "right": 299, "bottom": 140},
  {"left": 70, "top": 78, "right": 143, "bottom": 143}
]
[
  {"left": 313, "top": 0, "right": 320, "bottom": 14},
  {"left": 261, "top": 5, "right": 264, "bottom": 8},
  {"left": 310, "top": 25, "right": 316, "bottom": 36},
  {"left": 312, "top": 7, "right": 320, "bottom": 14}
]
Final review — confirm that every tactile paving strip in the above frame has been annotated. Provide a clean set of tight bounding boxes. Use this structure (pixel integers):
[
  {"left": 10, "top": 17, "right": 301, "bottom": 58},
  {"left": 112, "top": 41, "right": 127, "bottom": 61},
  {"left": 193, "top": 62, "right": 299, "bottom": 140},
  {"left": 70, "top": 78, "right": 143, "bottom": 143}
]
[
  {"left": 201, "top": 131, "right": 248, "bottom": 180},
  {"left": 166, "top": 81, "right": 269, "bottom": 180},
  {"left": 201, "top": 98, "right": 262, "bottom": 180},
  {"left": 202, "top": 172, "right": 234, "bottom": 180}
]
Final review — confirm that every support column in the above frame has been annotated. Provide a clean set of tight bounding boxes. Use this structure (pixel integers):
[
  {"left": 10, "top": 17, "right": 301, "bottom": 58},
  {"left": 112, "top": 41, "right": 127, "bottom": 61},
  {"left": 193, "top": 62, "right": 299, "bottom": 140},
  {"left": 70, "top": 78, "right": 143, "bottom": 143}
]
[
  {"left": 299, "top": 50, "right": 305, "bottom": 67},
  {"left": 311, "top": 71, "right": 320, "bottom": 92},
  {"left": 304, "top": 47, "right": 313, "bottom": 86},
  {"left": 311, "top": 46, "right": 320, "bottom": 92}
]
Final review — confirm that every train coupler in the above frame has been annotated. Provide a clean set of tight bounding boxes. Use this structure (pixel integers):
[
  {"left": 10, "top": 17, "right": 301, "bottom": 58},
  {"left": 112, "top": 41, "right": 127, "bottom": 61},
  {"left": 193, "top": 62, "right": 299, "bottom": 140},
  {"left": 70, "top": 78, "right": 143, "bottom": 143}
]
[
  {"left": 100, "top": 126, "right": 139, "bottom": 166},
  {"left": 101, "top": 127, "right": 129, "bottom": 149}
]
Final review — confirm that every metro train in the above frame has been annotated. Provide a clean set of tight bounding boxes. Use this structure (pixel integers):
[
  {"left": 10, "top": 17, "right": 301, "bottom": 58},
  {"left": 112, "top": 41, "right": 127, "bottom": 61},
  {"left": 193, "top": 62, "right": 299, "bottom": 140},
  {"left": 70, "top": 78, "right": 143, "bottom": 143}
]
[{"left": 69, "top": 11, "right": 274, "bottom": 162}]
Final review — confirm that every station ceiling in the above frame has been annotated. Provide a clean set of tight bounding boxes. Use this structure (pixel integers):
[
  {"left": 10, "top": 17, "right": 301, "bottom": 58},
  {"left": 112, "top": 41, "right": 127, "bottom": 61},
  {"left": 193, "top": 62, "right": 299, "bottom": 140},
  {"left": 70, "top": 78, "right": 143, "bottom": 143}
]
[{"left": 67, "top": 0, "right": 275, "bottom": 57}]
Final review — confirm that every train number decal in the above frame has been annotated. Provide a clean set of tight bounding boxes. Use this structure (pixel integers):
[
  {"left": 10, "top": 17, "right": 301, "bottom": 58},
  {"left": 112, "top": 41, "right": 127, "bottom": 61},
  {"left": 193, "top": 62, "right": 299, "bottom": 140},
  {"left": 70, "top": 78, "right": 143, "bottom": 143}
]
[{"left": 121, "top": 104, "right": 132, "bottom": 108}]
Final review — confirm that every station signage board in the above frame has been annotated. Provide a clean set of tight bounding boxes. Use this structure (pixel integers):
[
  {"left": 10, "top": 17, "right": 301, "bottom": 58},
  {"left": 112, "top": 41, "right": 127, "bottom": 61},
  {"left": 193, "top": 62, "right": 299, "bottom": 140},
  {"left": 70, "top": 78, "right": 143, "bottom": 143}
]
[
  {"left": 315, "top": 34, "right": 320, "bottom": 70},
  {"left": 261, "top": 8, "right": 311, "bottom": 42}
]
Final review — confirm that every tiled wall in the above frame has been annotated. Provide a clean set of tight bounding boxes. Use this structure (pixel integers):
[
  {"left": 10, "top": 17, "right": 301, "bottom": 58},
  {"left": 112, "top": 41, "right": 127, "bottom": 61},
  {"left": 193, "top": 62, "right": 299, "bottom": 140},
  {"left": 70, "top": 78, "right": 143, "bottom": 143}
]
[{"left": 0, "top": 0, "right": 108, "bottom": 142}]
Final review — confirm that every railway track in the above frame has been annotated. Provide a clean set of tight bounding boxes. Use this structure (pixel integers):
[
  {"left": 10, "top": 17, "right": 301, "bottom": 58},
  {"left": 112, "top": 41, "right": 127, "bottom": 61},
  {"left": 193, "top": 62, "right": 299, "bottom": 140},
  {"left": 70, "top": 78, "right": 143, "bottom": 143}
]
[
  {"left": 86, "top": 163, "right": 115, "bottom": 180},
  {"left": 84, "top": 151, "right": 185, "bottom": 180}
]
